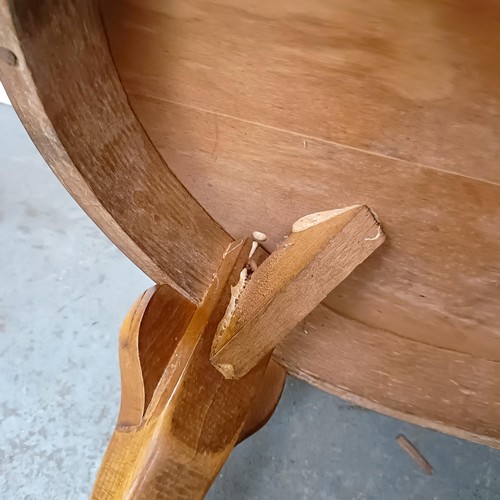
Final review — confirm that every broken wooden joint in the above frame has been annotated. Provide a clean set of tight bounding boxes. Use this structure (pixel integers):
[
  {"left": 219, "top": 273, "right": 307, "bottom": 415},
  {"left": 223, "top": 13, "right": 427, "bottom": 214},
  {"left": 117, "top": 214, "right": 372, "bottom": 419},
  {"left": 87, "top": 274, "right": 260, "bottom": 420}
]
[
  {"left": 210, "top": 205, "right": 385, "bottom": 379},
  {"left": 93, "top": 239, "right": 286, "bottom": 499}
]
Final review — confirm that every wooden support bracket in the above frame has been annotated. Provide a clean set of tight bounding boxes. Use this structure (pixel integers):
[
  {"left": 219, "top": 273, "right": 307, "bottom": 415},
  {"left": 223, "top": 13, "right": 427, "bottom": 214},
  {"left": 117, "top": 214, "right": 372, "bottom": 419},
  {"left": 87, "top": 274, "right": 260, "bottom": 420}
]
[
  {"left": 211, "top": 205, "right": 385, "bottom": 379},
  {"left": 93, "top": 205, "right": 384, "bottom": 499}
]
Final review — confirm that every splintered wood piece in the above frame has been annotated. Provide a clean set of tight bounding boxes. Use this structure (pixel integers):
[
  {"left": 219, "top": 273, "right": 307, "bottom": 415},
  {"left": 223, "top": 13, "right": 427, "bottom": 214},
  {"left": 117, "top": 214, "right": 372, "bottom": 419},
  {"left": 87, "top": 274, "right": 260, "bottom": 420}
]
[
  {"left": 211, "top": 205, "right": 384, "bottom": 379},
  {"left": 93, "top": 240, "right": 285, "bottom": 500},
  {"left": 396, "top": 435, "right": 433, "bottom": 475}
]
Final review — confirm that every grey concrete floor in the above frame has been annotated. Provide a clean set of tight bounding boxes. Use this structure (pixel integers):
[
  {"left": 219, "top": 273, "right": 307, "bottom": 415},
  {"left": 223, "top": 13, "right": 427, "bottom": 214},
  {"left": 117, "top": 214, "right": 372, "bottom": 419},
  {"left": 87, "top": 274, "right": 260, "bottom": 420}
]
[{"left": 0, "top": 103, "right": 499, "bottom": 499}]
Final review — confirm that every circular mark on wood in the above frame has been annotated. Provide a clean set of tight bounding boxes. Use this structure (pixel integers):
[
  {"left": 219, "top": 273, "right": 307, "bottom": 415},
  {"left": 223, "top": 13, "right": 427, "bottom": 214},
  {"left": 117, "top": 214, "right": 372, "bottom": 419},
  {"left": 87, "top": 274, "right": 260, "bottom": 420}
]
[{"left": 0, "top": 47, "right": 18, "bottom": 66}]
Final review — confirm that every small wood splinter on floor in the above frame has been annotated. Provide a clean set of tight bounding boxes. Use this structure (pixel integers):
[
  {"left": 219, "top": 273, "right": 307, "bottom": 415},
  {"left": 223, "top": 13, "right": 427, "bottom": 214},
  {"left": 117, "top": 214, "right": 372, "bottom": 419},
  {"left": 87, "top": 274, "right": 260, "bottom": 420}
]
[{"left": 396, "top": 434, "right": 433, "bottom": 475}]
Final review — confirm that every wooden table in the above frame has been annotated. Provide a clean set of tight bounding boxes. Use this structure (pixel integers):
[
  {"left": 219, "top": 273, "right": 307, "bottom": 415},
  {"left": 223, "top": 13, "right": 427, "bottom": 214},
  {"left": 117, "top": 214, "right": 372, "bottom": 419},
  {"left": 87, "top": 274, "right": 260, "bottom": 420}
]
[{"left": 1, "top": 0, "right": 499, "bottom": 496}]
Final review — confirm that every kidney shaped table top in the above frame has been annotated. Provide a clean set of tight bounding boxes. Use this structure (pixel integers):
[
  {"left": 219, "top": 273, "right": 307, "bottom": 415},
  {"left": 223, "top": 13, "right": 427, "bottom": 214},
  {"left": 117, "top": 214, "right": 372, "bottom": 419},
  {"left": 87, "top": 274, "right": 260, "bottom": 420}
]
[{"left": 1, "top": 0, "right": 499, "bottom": 455}]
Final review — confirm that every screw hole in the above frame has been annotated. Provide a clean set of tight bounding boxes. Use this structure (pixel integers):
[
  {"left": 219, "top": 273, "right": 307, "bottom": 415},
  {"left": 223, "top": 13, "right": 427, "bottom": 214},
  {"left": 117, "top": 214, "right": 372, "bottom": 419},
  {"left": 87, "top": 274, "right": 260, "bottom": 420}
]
[{"left": 0, "top": 47, "right": 18, "bottom": 67}]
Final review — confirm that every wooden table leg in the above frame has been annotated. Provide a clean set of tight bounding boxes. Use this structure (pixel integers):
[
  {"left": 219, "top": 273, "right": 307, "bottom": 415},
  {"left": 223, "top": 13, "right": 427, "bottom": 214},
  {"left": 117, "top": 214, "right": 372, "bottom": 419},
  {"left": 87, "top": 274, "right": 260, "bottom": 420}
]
[{"left": 92, "top": 240, "right": 285, "bottom": 499}]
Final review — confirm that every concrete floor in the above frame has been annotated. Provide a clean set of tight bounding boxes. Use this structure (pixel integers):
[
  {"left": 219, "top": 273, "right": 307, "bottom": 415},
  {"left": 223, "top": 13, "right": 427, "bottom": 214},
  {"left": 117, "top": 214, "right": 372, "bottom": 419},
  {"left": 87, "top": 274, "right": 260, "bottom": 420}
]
[{"left": 0, "top": 103, "right": 499, "bottom": 499}]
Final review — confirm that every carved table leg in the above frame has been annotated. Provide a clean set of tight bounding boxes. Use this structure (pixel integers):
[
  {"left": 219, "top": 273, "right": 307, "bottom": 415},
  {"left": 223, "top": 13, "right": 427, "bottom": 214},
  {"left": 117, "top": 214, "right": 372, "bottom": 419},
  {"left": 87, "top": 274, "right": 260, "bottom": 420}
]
[{"left": 93, "top": 240, "right": 286, "bottom": 499}]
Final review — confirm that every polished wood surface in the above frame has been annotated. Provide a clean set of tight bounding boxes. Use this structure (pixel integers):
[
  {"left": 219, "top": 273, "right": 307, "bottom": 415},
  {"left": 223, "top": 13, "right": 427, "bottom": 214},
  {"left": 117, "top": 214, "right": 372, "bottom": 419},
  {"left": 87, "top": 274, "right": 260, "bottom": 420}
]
[
  {"left": 94, "top": 240, "right": 286, "bottom": 499},
  {"left": 238, "top": 359, "right": 287, "bottom": 443},
  {"left": 116, "top": 286, "right": 196, "bottom": 427}
]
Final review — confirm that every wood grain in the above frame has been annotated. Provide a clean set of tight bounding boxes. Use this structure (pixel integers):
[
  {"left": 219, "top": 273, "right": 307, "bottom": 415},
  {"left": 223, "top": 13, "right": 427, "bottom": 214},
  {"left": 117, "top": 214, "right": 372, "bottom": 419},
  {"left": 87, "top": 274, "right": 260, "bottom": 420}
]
[
  {"left": 212, "top": 206, "right": 384, "bottom": 378},
  {"left": 0, "top": 0, "right": 232, "bottom": 304},
  {"left": 117, "top": 286, "right": 197, "bottom": 427},
  {"left": 125, "top": 96, "right": 500, "bottom": 362},
  {"left": 237, "top": 359, "right": 287, "bottom": 444},
  {"left": 276, "top": 304, "right": 500, "bottom": 448},
  {"left": 101, "top": 0, "right": 500, "bottom": 184},
  {"left": 94, "top": 240, "right": 285, "bottom": 499}
]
